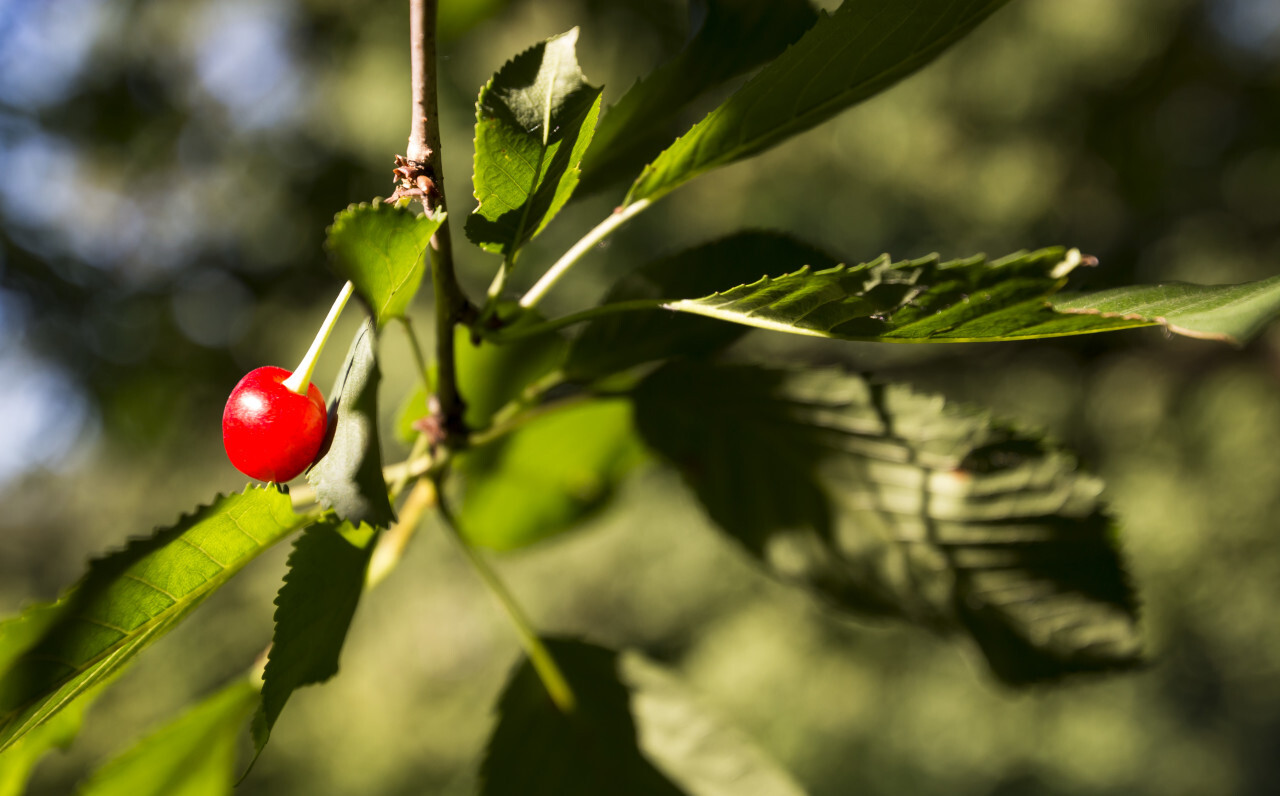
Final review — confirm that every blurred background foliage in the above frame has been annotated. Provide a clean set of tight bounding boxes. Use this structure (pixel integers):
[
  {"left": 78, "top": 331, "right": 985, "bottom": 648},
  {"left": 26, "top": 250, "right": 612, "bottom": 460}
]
[{"left": 1, "top": 0, "right": 1279, "bottom": 793}]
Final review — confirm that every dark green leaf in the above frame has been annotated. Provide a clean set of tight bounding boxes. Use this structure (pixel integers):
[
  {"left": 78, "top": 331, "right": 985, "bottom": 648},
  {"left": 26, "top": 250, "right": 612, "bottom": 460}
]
[
  {"left": 579, "top": 0, "right": 818, "bottom": 193},
  {"left": 633, "top": 361, "right": 1141, "bottom": 685},
  {"left": 456, "top": 400, "right": 645, "bottom": 551},
  {"left": 78, "top": 679, "right": 258, "bottom": 796},
  {"left": 307, "top": 320, "right": 396, "bottom": 529},
  {"left": 627, "top": 0, "right": 1013, "bottom": 204},
  {"left": 327, "top": 202, "right": 442, "bottom": 328},
  {"left": 466, "top": 29, "right": 603, "bottom": 257},
  {"left": 1051, "top": 275, "right": 1280, "bottom": 345},
  {"left": 565, "top": 232, "right": 838, "bottom": 380},
  {"left": 480, "top": 638, "right": 684, "bottom": 796},
  {"left": 0, "top": 486, "right": 306, "bottom": 752},
  {"left": 662, "top": 247, "right": 1154, "bottom": 342},
  {"left": 251, "top": 520, "right": 376, "bottom": 756}
]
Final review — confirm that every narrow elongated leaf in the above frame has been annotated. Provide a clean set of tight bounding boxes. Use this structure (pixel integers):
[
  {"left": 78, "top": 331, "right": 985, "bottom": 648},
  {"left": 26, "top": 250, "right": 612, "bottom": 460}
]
[
  {"left": 662, "top": 247, "right": 1156, "bottom": 342},
  {"left": 251, "top": 520, "right": 375, "bottom": 757},
  {"left": 456, "top": 400, "right": 645, "bottom": 551},
  {"left": 633, "top": 361, "right": 1141, "bottom": 685},
  {"left": 327, "top": 202, "right": 442, "bottom": 327},
  {"left": 1051, "top": 275, "right": 1280, "bottom": 345},
  {"left": 479, "top": 639, "right": 684, "bottom": 796},
  {"left": 579, "top": 0, "right": 818, "bottom": 193},
  {"left": 307, "top": 320, "right": 396, "bottom": 529},
  {"left": 78, "top": 678, "right": 258, "bottom": 796},
  {"left": 627, "top": 0, "right": 1013, "bottom": 204},
  {"left": 466, "top": 29, "right": 603, "bottom": 256},
  {"left": 0, "top": 486, "right": 306, "bottom": 752},
  {"left": 565, "top": 232, "right": 838, "bottom": 380}
]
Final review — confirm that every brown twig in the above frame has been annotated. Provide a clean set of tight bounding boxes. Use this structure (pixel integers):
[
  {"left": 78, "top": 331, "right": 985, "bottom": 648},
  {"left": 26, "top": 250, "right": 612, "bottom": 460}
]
[{"left": 393, "top": 0, "right": 472, "bottom": 445}]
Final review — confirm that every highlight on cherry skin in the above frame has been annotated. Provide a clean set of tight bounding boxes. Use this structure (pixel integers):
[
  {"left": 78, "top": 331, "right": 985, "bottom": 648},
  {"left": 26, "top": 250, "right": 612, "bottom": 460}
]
[{"left": 222, "top": 366, "right": 328, "bottom": 483}]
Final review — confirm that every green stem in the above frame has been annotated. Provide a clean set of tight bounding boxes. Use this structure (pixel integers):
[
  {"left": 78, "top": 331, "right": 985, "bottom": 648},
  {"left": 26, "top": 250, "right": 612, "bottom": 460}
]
[
  {"left": 435, "top": 480, "right": 577, "bottom": 713},
  {"left": 483, "top": 298, "right": 666, "bottom": 343},
  {"left": 518, "top": 199, "right": 652, "bottom": 310},
  {"left": 283, "top": 281, "right": 355, "bottom": 394}
]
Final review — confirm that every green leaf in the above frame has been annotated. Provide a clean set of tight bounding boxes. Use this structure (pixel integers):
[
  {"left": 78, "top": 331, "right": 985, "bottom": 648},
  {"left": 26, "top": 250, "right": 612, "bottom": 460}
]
[
  {"left": 565, "top": 232, "right": 838, "bottom": 380},
  {"left": 78, "top": 678, "right": 258, "bottom": 796},
  {"left": 633, "top": 362, "right": 1141, "bottom": 685},
  {"left": 479, "top": 638, "right": 684, "bottom": 796},
  {"left": 0, "top": 486, "right": 306, "bottom": 752},
  {"left": 307, "top": 319, "right": 396, "bottom": 529},
  {"left": 621, "top": 654, "right": 807, "bottom": 796},
  {"left": 0, "top": 685, "right": 102, "bottom": 796},
  {"left": 579, "top": 0, "right": 817, "bottom": 193},
  {"left": 456, "top": 400, "right": 645, "bottom": 551},
  {"left": 626, "top": 0, "right": 1013, "bottom": 204},
  {"left": 395, "top": 311, "right": 565, "bottom": 444},
  {"left": 466, "top": 29, "right": 603, "bottom": 257},
  {"left": 251, "top": 520, "right": 376, "bottom": 756},
  {"left": 327, "top": 202, "right": 443, "bottom": 328},
  {"left": 1051, "top": 275, "right": 1280, "bottom": 345},
  {"left": 661, "top": 247, "right": 1156, "bottom": 342},
  {"left": 457, "top": 309, "right": 568, "bottom": 431}
]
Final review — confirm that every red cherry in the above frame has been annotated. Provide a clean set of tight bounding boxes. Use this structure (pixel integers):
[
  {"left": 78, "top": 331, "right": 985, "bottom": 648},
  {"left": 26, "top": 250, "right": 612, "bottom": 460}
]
[{"left": 222, "top": 366, "right": 328, "bottom": 482}]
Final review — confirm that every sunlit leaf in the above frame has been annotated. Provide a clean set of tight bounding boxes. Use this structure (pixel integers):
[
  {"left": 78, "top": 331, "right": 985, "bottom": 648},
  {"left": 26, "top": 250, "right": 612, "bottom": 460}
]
[
  {"left": 626, "top": 0, "right": 1013, "bottom": 204},
  {"left": 660, "top": 247, "right": 1152, "bottom": 342},
  {"left": 307, "top": 319, "right": 396, "bottom": 529},
  {"left": 0, "top": 486, "right": 306, "bottom": 752},
  {"left": 466, "top": 29, "right": 602, "bottom": 257},
  {"left": 479, "top": 639, "right": 684, "bottom": 796},
  {"left": 633, "top": 361, "right": 1141, "bottom": 685},
  {"left": 1052, "top": 275, "right": 1280, "bottom": 345},
  {"left": 580, "top": 0, "right": 817, "bottom": 193},
  {"left": 456, "top": 400, "right": 645, "bottom": 551},
  {"left": 565, "top": 232, "right": 837, "bottom": 380},
  {"left": 251, "top": 520, "right": 376, "bottom": 757},
  {"left": 327, "top": 202, "right": 443, "bottom": 328},
  {"left": 78, "top": 679, "right": 258, "bottom": 796}
]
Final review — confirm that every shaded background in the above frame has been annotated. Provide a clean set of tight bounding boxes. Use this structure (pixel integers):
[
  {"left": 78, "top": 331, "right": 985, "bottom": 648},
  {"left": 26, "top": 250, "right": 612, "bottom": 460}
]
[{"left": 2, "top": 0, "right": 1279, "bottom": 793}]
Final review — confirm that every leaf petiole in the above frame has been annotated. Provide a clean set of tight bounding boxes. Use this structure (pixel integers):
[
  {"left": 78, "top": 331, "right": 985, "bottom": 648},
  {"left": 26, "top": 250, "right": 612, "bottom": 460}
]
[
  {"left": 482, "top": 298, "right": 665, "bottom": 343},
  {"left": 518, "top": 198, "right": 651, "bottom": 309}
]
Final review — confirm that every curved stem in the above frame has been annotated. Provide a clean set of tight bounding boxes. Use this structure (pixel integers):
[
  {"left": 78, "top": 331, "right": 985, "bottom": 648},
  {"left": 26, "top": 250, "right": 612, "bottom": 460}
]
[
  {"left": 483, "top": 298, "right": 666, "bottom": 343},
  {"left": 283, "top": 281, "right": 354, "bottom": 395},
  {"left": 434, "top": 479, "right": 577, "bottom": 713},
  {"left": 518, "top": 199, "right": 652, "bottom": 310}
]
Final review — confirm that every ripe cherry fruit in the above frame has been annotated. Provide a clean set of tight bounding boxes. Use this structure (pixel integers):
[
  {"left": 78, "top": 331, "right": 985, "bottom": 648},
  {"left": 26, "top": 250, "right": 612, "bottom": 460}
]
[
  {"left": 222, "top": 281, "right": 354, "bottom": 482},
  {"left": 222, "top": 367, "right": 328, "bottom": 482}
]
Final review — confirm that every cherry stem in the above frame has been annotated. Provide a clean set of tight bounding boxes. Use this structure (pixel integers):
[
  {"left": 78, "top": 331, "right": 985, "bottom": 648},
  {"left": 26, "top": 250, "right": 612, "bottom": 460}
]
[{"left": 283, "top": 281, "right": 355, "bottom": 395}]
